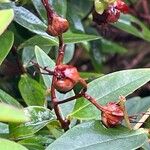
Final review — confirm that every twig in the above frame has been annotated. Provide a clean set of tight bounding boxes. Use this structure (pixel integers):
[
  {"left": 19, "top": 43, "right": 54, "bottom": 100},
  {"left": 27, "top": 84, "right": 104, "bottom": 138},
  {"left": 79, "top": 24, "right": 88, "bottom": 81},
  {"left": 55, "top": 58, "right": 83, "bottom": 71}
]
[
  {"left": 56, "top": 35, "right": 66, "bottom": 65},
  {"left": 119, "top": 96, "right": 132, "bottom": 130},
  {"left": 133, "top": 108, "right": 150, "bottom": 130}
]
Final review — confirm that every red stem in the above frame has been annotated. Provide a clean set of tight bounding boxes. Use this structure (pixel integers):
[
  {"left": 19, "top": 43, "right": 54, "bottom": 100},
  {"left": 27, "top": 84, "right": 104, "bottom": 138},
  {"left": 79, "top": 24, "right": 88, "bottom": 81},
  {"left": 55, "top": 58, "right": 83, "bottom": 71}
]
[
  {"left": 41, "top": 0, "right": 69, "bottom": 130},
  {"left": 41, "top": 0, "right": 54, "bottom": 24},
  {"left": 82, "top": 92, "right": 104, "bottom": 111},
  {"left": 56, "top": 35, "right": 65, "bottom": 65}
]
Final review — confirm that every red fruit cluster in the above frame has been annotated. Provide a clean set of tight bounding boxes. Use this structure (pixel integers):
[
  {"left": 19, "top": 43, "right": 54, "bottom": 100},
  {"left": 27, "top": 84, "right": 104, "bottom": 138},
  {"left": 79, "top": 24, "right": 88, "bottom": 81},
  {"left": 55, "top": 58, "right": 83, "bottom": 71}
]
[
  {"left": 53, "top": 65, "right": 81, "bottom": 93},
  {"left": 101, "top": 102, "right": 124, "bottom": 127},
  {"left": 93, "top": 0, "right": 129, "bottom": 25}
]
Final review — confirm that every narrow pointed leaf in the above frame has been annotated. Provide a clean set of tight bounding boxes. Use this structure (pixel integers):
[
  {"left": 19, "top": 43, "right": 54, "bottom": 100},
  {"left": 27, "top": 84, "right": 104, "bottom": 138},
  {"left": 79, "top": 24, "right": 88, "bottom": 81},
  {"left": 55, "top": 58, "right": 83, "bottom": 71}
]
[
  {"left": 0, "top": 31, "right": 14, "bottom": 65},
  {"left": 0, "top": 89, "right": 22, "bottom": 108},
  {"left": 19, "top": 74, "right": 45, "bottom": 106},
  {"left": 0, "top": 103, "right": 29, "bottom": 123},
  {"left": 114, "top": 14, "right": 150, "bottom": 42},
  {"left": 0, "top": 9, "right": 14, "bottom": 35},
  {"left": 19, "top": 32, "right": 100, "bottom": 49},
  {"left": 0, "top": 138, "right": 28, "bottom": 150}
]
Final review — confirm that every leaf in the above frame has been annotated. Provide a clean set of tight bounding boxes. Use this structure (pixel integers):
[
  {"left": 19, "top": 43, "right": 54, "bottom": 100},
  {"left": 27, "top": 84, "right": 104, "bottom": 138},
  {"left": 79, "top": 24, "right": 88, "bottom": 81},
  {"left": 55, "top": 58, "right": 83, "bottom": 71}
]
[
  {"left": 18, "top": 35, "right": 58, "bottom": 50},
  {"left": 70, "top": 69, "right": 150, "bottom": 120},
  {"left": 51, "top": 0, "right": 67, "bottom": 17},
  {"left": 63, "top": 32, "right": 101, "bottom": 44},
  {"left": 22, "top": 46, "right": 51, "bottom": 68},
  {"left": 13, "top": 6, "right": 47, "bottom": 36},
  {"left": 19, "top": 139, "right": 45, "bottom": 150},
  {"left": 46, "top": 121, "right": 148, "bottom": 150},
  {"left": 0, "top": 0, "right": 10, "bottom": 2},
  {"left": 19, "top": 74, "right": 46, "bottom": 106},
  {"left": 19, "top": 32, "right": 100, "bottom": 49},
  {"left": 35, "top": 46, "right": 55, "bottom": 88},
  {"left": 13, "top": 5, "right": 57, "bottom": 45},
  {"left": 0, "top": 31, "right": 14, "bottom": 65},
  {"left": 9, "top": 106, "right": 55, "bottom": 140},
  {"left": 0, "top": 103, "right": 29, "bottom": 123},
  {"left": 113, "top": 14, "right": 150, "bottom": 42},
  {"left": 31, "top": 0, "right": 47, "bottom": 23},
  {"left": 63, "top": 44, "right": 75, "bottom": 63},
  {"left": 0, "top": 138, "right": 28, "bottom": 150},
  {"left": 18, "top": 135, "right": 54, "bottom": 150},
  {"left": 126, "top": 96, "right": 150, "bottom": 115},
  {"left": 0, "top": 9, "right": 14, "bottom": 35},
  {"left": 125, "top": 96, "right": 150, "bottom": 127},
  {"left": 0, "top": 89, "right": 22, "bottom": 108},
  {"left": 0, "top": 122, "right": 9, "bottom": 134}
]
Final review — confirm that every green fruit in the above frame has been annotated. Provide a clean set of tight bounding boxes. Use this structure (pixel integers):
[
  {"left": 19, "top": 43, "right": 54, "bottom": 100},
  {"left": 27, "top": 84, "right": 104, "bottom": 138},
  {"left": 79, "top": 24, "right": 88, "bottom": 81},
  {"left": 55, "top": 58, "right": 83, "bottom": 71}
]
[{"left": 94, "top": 0, "right": 108, "bottom": 14}]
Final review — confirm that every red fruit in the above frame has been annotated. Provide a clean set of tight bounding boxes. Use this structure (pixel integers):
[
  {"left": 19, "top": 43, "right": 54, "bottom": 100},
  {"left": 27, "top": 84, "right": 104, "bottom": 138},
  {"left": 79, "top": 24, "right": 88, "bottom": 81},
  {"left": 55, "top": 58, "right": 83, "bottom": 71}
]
[
  {"left": 101, "top": 102, "right": 124, "bottom": 127},
  {"left": 53, "top": 65, "right": 81, "bottom": 93},
  {"left": 106, "top": 7, "right": 120, "bottom": 23},
  {"left": 115, "top": 0, "right": 129, "bottom": 14},
  {"left": 47, "top": 14, "right": 69, "bottom": 36}
]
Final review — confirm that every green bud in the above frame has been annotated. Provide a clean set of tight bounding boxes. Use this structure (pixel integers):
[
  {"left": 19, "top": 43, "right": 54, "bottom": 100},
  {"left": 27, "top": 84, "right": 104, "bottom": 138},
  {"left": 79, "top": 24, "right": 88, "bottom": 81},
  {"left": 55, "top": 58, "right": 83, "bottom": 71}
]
[{"left": 94, "top": 0, "right": 108, "bottom": 14}]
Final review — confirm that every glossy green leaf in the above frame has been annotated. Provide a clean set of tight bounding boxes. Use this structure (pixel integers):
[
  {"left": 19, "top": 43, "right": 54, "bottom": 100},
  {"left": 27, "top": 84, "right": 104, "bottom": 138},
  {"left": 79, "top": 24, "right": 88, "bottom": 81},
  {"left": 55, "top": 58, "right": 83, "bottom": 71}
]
[
  {"left": 0, "top": 0, "right": 10, "bottom": 2},
  {"left": 0, "top": 31, "right": 14, "bottom": 65},
  {"left": 142, "top": 141, "right": 150, "bottom": 150},
  {"left": 80, "top": 72, "right": 103, "bottom": 83},
  {"left": 19, "top": 74, "right": 46, "bottom": 106},
  {"left": 63, "top": 44, "right": 75, "bottom": 63},
  {"left": 13, "top": 5, "right": 57, "bottom": 45},
  {"left": 0, "top": 9, "right": 14, "bottom": 35},
  {"left": 19, "top": 139, "right": 45, "bottom": 150},
  {"left": 126, "top": 96, "right": 150, "bottom": 115},
  {"left": 46, "top": 121, "right": 148, "bottom": 150},
  {"left": 32, "top": 0, "right": 47, "bottom": 23},
  {"left": 51, "top": 0, "right": 67, "bottom": 17},
  {"left": 0, "top": 89, "right": 22, "bottom": 108},
  {"left": 63, "top": 32, "right": 101, "bottom": 44},
  {"left": 19, "top": 33, "right": 100, "bottom": 49},
  {"left": 14, "top": 6, "right": 47, "bottom": 36},
  {"left": 18, "top": 35, "right": 58, "bottom": 50},
  {"left": 67, "top": 5, "right": 84, "bottom": 32},
  {"left": 114, "top": 14, "right": 150, "bottom": 42},
  {"left": 70, "top": 69, "right": 150, "bottom": 120},
  {"left": 67, "top": 0, "right": 93, "bottom": 19},
  {"left": 0, "top": 138, "right": 28, "bottom": 150},
  {"left": 35, "top": 46, "right": 55, "bottom": 88},
  {"left": 22, "top": 46, "right": 51, "bottom": 68},
  {"left": 126, "top": 96, "right": 150, "bottom": 127},
  {"left": 0, "top": 103, "right": 29, "bottom": 123},
  {"left": 0, "top": 122, "right": 9, "bottom": 134},
  {"left": 18, "top": 135, "right": 54, "bottom": 150},
  {"left": 9, "top": 106, "right": 55, "bottom": 140}
]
